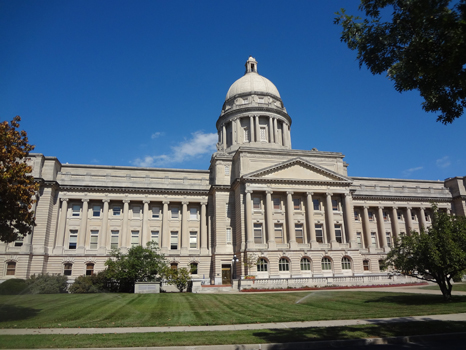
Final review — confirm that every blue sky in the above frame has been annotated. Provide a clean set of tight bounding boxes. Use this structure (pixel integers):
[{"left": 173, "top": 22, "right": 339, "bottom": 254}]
[{"left": 1, "top": 0, "right": 464, "bottom": 181}]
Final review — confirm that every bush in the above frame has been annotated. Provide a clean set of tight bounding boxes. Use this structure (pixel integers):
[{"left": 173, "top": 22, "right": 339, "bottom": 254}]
[
  {"left": 69, "top": 270, "right": 110, "bottom": 293},
  {"left": 0, "top": 279, "right": 29, "bottom": 295},
  {"left": 26, "top": 273, "right": 68, "bottom": 294}
]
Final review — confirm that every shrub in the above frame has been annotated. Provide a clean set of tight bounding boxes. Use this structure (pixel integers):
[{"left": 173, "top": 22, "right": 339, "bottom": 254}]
[
  {"left": 26, "top": 273, "right": 68, "bottom": 294},
  {"left": 69, "top": 270, "right": 110, "bottom": 293},
  {"left": 0, "top": 279, "right": 29, "bottom": 295}
]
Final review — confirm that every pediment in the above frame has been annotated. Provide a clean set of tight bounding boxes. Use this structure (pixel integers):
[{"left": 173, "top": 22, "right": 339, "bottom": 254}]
[{"left": 243, "top": 158, "right": 352, "bottom": 184}]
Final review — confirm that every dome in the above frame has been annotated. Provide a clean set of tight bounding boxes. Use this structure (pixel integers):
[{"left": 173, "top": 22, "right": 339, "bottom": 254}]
[{"left": 225, "top": 57, "right": 281, "bottom": 101}]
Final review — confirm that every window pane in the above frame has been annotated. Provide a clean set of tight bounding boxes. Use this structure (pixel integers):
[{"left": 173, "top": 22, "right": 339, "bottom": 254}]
[
  {"left": 152, "top": 207, "right": 160, "bottom": 218},
  {"left": 253, "top": 197, "right": 261, "bottom": 209},
  {"left": 295, "top": 224, "right": 303, "bottom": 243},
  {"left": 113, "top": 207, "right": 121, "bottom": 216},
  {"left": 335, "top": 225, "right": 342, "bottom": 243},
  {"left": 313, "top": 199, "right": 320, "bottom": 211},
  {"left": 6, "top": 262, "right": 16, "bottom": 275},
  {"left": 190, "top": 263, "right": 198, "bottom": 274},
  {"left": 257, "top": 258, "right": 268, "bottom": 272},
  {"left": 226, "top": 228, "right": 232, "bottom": 244},
  {"left": 332, "top": 200, "right": 338, "bottom": 211},
  {"left": 72, "top": 205, "right": 80, "bottom": 216},
  {"left": 274, "top": 224, "right": 283, "bottom": 243},
  {"left": 279, "top": 258, "right": 289, "bottom": 271},
  {"left": 253, "top": 223, "right": 262, "bottom": 244},
  {"left": 90, "top": 230, "right": 99, "bottom": 249},
  {"left": 64, "top": 263, "right": 72, "bottom": 276},
  {"left": 190, "top": 231, "right": 197, "bottom": 249},
  {"left": 171, "top": 208, "right": 179, "bottom": 218},
  {"left": 170, "top": 232, "right": 178, "bottom": 250},
  {"left": 293, "top": 198, "right": 301, "bottom": 210},
  {"left": 300, "top": 258, "right": 311, "bottom": 271},
  {"left": 190, "top": 208, "right": 197, "bottom": 219},
  {"left": 315, "top": 224, "right": 324, "bottom": 243},
  {"left": 86, "top": 263, "right": 94, "bottom": 276},
  {"left": 131, "top": 231, "right": 139, "bottom": 247},
  {"left": 342, "top": 257, "right": 351, "bottom": 270},
  {"left": 111, "top": 230, "right": 119, "bottom": 249},
  {"left": 93, "top": 206, "right": 100, "bottom": 217},
  {"left": 151, "top": 231, "right": 159, "bottom": 246},
  {"left": 321, "top": 258, "right": 331, "bottom": 270},
  {"left": 133, "top": 207, "right": 141, "bottom": 218},
  {"left": 69, "top": 230, "right": 78, "bottom": 249},
  {"left": 273, "top": 198, "right": 281, "bottom": 210}
]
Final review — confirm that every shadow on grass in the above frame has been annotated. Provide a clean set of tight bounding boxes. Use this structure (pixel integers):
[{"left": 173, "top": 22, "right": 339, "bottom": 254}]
[
  {"left": 0, "top": 304, "right": 41, "bottom": 322},
  {"left": 251, "top": 321, "right": 466, "bottom": 350},
  {"left": 364, "top": 294, "right": 466, "bottom": 305}
]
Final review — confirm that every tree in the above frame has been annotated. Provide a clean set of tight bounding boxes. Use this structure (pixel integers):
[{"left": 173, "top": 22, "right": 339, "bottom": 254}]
[
  {"left": 384, "top": 207, "right": 466, "bottom": 300},
  {"left": 0, "top": 116, "right": 38, "bottom": 243},
  {"left": 335, "top": 0, "right": 466, "bottom": 124},
  {"left": 105, "top": 241, "right": 167, "bottom": 292},
  {"left": 163, "top": 266, "right": 192, "bottom": 292}
]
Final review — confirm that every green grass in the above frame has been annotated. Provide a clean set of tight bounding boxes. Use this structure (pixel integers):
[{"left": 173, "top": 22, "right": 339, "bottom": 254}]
[
  {"left": 0, "top": 321, "right": 465, "bottom": 349},
  {"left": 1, "top": 291, "right": 466, "bottom": 329},
  {"left": 422, "top": 282, "right": 466, "bottom": 292}
]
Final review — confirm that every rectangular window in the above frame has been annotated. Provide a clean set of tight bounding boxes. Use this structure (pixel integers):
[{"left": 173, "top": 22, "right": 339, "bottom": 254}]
[
  {"left": 253, "top": 223, "right": 263, "bottom": 244},
  {"left": 260, "top": 126, "right": 267, "bottom": 141},
  {"left": 363, "top": 260, "right": 370, "bottom": 271},
  {"left": 90, "top": 230, "right": 99, "bottom": 249},
  {"left": 397, "top": 211, "right": 403, "bottom": 221},
  {"left": 152, "top": 207, "right": 160, "bottom": 219},
  {"left": 190, "top": 263, "right": 198, "bottom": 274},
  {"left": 313, "top": 199, "right": 320, "bottom": 211},
  {"left": 189, "top": 231, "right": 198, "bottom": 249},
  {"left": 190, "top": 207, "right": 198, "bottom": 220},
  {"left": 131, "top": 230, "right": 139, "bottom": 247},
  {"left": 383, "top": 211, "right": 389, "bottom": 221},
  {"left": 72, "top": 204, "right": 81, "bottom": 217},
  {"left": 273, "top": 197, "right": 281, "bottom": 210},
  {"left": 6, "top": 262, "right": 16, "bottom": 275},
  {"left": 354, "top": 210, "right": 360, "bottom": 221},
  {"left": 386, "top": 232, "right": 392, "bottom": 247},
  {"left": 335, "top": 224, "right": 342, "bottom": 243},
  {"left": 295, "top": 224, "right": 304, "bottom": 243},
  {"left": 243, "top": 127, "right": 249, "bottom": 142},
  {"left": 293, "top": 198, "right": 301, "bottom": 210},
  {"left": 368, "top": 211, "right": 374, "bottom": 221},
  {"left": 133, "top": 206, "right": 141, "bottom": 218},
  {"left": 274, "top": 224, "right": 283, "bottom": 243},
  {"left": 86, "top": 263, "right": 94, "bottom": 276},
  {"left": 92, "top": 205, "right": 101, "bottom": 217},
  {"left": 170, "top": 231, "right": 178, "bottom": 250},
  {"left": 171, "top": 207, "right": 179, "bottom": 219},
  {"left": 332, "top": 199, "right": 338, "bottom": 211},
  {"left": 64, "top": 263, "right": 72, "bottom": 276},
  {"left": 315, "top": 224, "right": 324, "bottom": 243},
  {"left": 356, "top": 232, "right": 362, "bottom": 248},
  {"left": 113, "top": 206, "right": 121, "bottom": 216},
  {"left": 226, "top": 227, "right": 232, "bottom": 244},
  {"left": 151, "top": 231, "right": 159, "bottom": 246},
  {"left": 253, "top": 197, "right": 261, "bottom": 210},
  {"left": 69, "top": 230, "right": 78, "bottom": 249},
  {"left": 14, "top": 237, "right": 24, "bottom": 247},
  {"left": 111, "top": 230, "right": 119, "bottom": 249},
  {"left": 411, "top": 213, "right": 416, "bottom": 221},
  {"left": 371, "top": 232, "right": 377, "bottom": 247}
]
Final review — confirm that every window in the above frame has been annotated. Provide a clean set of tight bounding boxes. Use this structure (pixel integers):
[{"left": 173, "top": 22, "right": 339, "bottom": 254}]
[
  {"left": 190, "top": 263, "right": 198, "bottom": 274},
  {"left": 151, "top": 231, "right": 159, "bottom": 246},
  {"left": 411, "top": 213, "right": 416, "bottom": 221},
  {"left": 260, "top": 126, "right": 267, "bottom": 141},
  {"left": 273, "top": 197, "right": 281, "bottom": 210},
  {"left": 152, "top": 207, "right": 160, "bottom": 219},
  {"left": 86, "top": 263, "right": 94, "bottom": 276},
  {"left": 72, "top": 204, "right": 81, "bottom": 217},
  {"left": 383, "top": 211, "right": 389, "bottom": 221},
  {"left": 6, "top": 261, "right": 16, "bottom": 275},
  {"left": 170, "top": 231, "right": 178, "bottom": 250},
  {"left": 335, "top": 224, "right": 343, "bottom": 243},
  {"left": 379, "top": 260, "right": 386, "bottom": 271},
  {"left": 300, "top": 258, "right": 311, "bottom": 271},
  {"left": 131, "top": 231, "right": 139, "bottom": 247},
  {"left": 92, "top": 205, "right": 101, "bottom": 217},
  {"left": 226, "top": 202, "right": 232, "bottom": 217},
  {"left": 171, "top": 263, "right": 178, "bottom": 270},
  {"left": 386, "top": 232, "right": 392, "bottom": 247},
  {"left": 253, "top": 197, "right": 261, "bottom": 210},
  {"left": 69, "top": 230, "right": 78, "bottom": 249},
  {"left": 397, "top": 211, "right": 403, "bottom": 220},
  {"left": 190, "top": 208, "right": 197, "bottom": 220},
  {"left": 257, "top": 258, "right": 268, "bottom": 272},
  {"left": 90, "top": 230, "right": 99, "bottom": 249},
  {"left": 111, "top": 230, "right": 119, "bottom": 249},
  {"left": 14, "top": 236, "right": 24, "bottom": 247},
  {"left": 313, "top": 199, "right": 320, "bottom": 211},
  {"left": 321, "top": 257, "right": 332, "bottom": 270},
  {"left": 225, "top": 165, "right": 230, "bottom": 175},
  {"left": 226, "top": 227, "right": 232, "bottom": 244},
  {"left": 354, "top": 210, "right": 360, "bottom": 221},
  {"left": 113, "top": 206, "right": 121, "bottom": 216},
  {"left": 315, "top": 224, "right": 324, "bottom": 243},
  {"left": 295, "top": 223, "right": 304, "bottom": 243},
  {"left": 189, "top": 231, "right": 198, "bottom": 249},
  {"left": 341, "top": 257, "right": 351, "bottom": 270},
  {"left": 133, "top": 206, "right": 141, "bottom": 218},
  {"left": 171, "top": 207, "right": 179, "bottom": 219},
  {"left": 279, "top": 258, "right": 289, "bottom": 271},
  {"left": 371, "top": 232, "right": 377, "bottom": 247},
  {"left": 368, "top": 211, "right": 374, "bottom": 221},
  {"left": 293, "top": 198, "right": 301, "bottom": 210},
  {"left": 274, "top": 224, "right": 283, "bottom": 243},
  {"left": 64, "top": 263, "right": 72, "bottom": 276},
  {"left": 254, "top": 223, "right": 263, "bottom": 244},
  {"left": 363, "top": 260, "right": 370, "bottom": 271},
  {"left": 243, "top": 127, "right": 249, "bottom": 142},
  {"left": 356, "top": 232, "right": 362, "bottom": 248},
  {"left": 332, "top": 199, "right": 338, "bottom": 211}
]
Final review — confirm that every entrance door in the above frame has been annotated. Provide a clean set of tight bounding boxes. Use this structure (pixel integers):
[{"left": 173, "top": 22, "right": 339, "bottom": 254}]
[{"left": 221, "top": 264, "right": 231, "bottom": 285}]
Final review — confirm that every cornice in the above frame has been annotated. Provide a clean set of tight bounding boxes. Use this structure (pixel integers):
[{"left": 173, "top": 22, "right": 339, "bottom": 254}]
[
  {"left": 223, "top": 91, "right": 284, "bottom": 106},
  {"left": 352, "top": 194, "right": 451, "bottom": 202},
  {"left": 58, "top": 185, "right": 209, "bottom": 196}
]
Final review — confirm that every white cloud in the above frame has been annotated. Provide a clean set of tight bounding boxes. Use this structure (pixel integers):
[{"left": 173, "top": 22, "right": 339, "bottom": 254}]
[
  {"left": 132, "top": 131, "right": 218, "bottom": 167},
  {"left": 402, "top": 166, "right": 423, "bottom": 177},
  {"left": 436, "top": 156, "right": 451, "bottom": 168},
  {"left": 151, "top": 132, "right": 164, "bottom": 139}
]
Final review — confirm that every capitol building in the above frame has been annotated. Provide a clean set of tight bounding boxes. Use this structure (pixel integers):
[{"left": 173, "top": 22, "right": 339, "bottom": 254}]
[{"left": 2, "top": 57, "right": 465, "bottom": 290}]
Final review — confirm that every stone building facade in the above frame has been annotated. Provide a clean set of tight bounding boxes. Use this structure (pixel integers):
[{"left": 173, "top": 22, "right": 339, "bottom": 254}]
[{"left": 2, "top": 57, "right": 465, "bottom": 289}]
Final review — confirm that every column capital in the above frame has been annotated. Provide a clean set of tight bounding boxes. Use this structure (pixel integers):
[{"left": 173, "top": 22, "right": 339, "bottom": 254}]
[
  {"left": 306, "top": 191, "right": 314, "bottom": 196},
  {"left": 123, "top": 199, "right": 130, "bottom": 204},
  {"left": 102, "top": 199, "right": 111, "bottom": 203},
  {"left": 406, "top": 206, "right": 412, "bottom": 210},
  {"left": 326, "top": 192, "right": 333, "bottom": 197},
  {"left": 82, "top": 198, "right": 89, "bottom": 203},
  {"left": 363, "top": 205, "right": 369, "bottom": 209},
  {"left": 378, "top": 206, "right": 384, "bottom": 210},
  {"left": 245, "top": 189, "right": 253, "bottom": 194},
  {"left": 182, "top": 201, "right": 189, "bottom": 205},
  {"left": 344, "top": 192, "right": 352, "bottom": 197},
  {"left": 286, "top": 191, "right": 294, "bottom": 195},
  {"left": 265, "top": 190, "right": 273, "bottom": 195},
  {"left": 392, "top": 206, "right": 398, "bottom": 210},
  {"left": 163, "top": 200, "right": 170, "bottom": 205},
  {"left": 143, "top": 200, "right": 150, "bottom": 204},
  {"left": 61, "top": 198, "right": 69, "bottom": 202},
  {"left": 201, "top": 202, "right": 208, "bottom": 206}
]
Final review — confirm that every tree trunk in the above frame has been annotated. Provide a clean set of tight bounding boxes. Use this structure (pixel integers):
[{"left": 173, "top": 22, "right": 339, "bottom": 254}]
[{"left": 437, "top": 277, "right": 452, "bottom": 301}]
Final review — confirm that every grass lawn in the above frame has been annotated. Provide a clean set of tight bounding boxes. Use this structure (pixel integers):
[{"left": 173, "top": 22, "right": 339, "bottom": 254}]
[
  {"left": 1, "top": 291, "right": 466, "bottom": 329},
  {"left": 422, "top": 282, "right": 466, "bottom": 292},
  {"left": 0, "top": 321, "right": 465, "bottom": 349}
]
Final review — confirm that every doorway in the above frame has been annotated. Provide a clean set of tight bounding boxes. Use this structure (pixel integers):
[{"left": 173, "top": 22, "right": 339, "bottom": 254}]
[{"left": 221, "top": 264, "right": 231, "bottom": 285}]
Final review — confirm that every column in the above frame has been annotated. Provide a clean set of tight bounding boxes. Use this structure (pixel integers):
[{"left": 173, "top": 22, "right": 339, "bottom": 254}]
[
  {"left": 405, "top": 207, "right": 413, "bottom": 234},
  {"left": 142, "top": 200, "right": 150, "bottom": 246},
  {"left": 377, "top": 206, "right": 388, "bottom": 249},
  {"left": 78, "top": 199, "right": 89, "bottom": 249},
  {"left": 232, "top": 120, "right": 236, "bottom": 145},
  {"left": 282, "top": 123, "right": 288, "bottom": 147},
  {"left": 200, "top": 202, "right": 208, "bottom": 251},
  {"left": 274, "top": 118, "right": 278, "bottom": 144},
  {"left": 255, "top": 115, "right": 260, "bottom": 141},
  {"left": 55, "top": 198, "right": 68, "bottom": 250},
  {"left": 181, "top": 201, "right": 189, "bottom": 251},
  {"left": 268, "top": 117, "right": 274, "bottom": 143},
  {"left": 419, "top": 207, "right": 427, "bottom": 232},
  {"left": 222, "top": 124, "right": 226, "bottom": 149},
  {"left": 391, "top": 207, "right": 400, "bottom": 241},
  {"left": 306, "top": 192, "right": 316, "bottom": 244},
  {"left": 99, "top": 199, "right": 109, "bottom": 249},
  {"left": 286, "top": 191, "right": 296, "bottom": 244},
  {"left": 162, "top": 200, "right": 170, "bottom": 249},
  {"left": 344, "top": 193, "right": 356, "bottom": 247},
  {"left": 265, "top": 190, "right": 274, "bottom": 244},
  {"left": 122, "top": 200, "right": 130, "bottom": 247},
  {"left": 362, "top": 206, "right": 371, "bottom": 248},
  {"left": 249, "top": 116, "right": 255, "bottom": 142},
  {"left": 325, "top": 193, "right": 336, "bottom": 244},
  {"left": 286, "top": 125, "right": 291, "bottom": 148},
  {"left": 236, "top": 118, "right": 241, "bottom": 144},
  {"left": 245, "top": 190, "right": 253, "bottom": 245}
]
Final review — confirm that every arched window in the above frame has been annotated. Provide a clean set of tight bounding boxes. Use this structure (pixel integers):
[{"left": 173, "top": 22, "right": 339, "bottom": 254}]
[
  {"left": 257, "top": 258, "right": 268, "bottom": 272},
  {"left": 171, "top": 262, "right": 178, "bottom": 270},
  {"left": 341, "top": 257, "right": 352, "bottom": 270},
  {"left": 6, "top": 261, "right": 16, "bottom": 275},
  {"left": 64, "top": 263, "right": 72, "bottom": 276},
  {"left": 300, "top": 258, "right": 311, "bottom": 271},
  {"left": 85, "top": 263, "right": 94, "bottom": 276},
  {"left": 190, "top": 263, "right": 198, "bottom": 274},
  {"left": 321, "top": 257, "right": 332, "bottom": 270},
  {"left": 279, "top": 258, "right": 289, "bottom": 271},
  {"left": 363, "top": 260, "right": 370, "bottom": 271}
]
